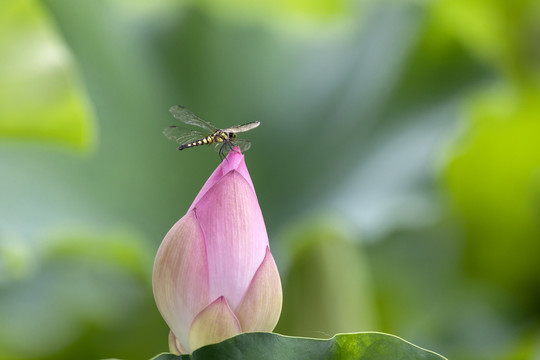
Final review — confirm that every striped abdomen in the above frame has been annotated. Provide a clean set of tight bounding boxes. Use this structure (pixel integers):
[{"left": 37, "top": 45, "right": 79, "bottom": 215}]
[
  {"left": 178, "top": 130, "right": 233, "bottom": 151},
  {"left": 178, "top": 134, "right": 216, "bottom": 150}
]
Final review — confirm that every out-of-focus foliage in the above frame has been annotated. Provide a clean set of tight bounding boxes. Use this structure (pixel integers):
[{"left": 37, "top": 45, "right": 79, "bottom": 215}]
[
  {"left": 0, "top": 0, "right": 94, "bottom": 149},
  {"left": 447, "top": 87, "right": 540, "bottom": 298},
  {"left": 197, "top": 0, "right": 353, "bottom": 30},
  {"left": 275, "top": 216, "right": 376, "bottom": 337},
  {"left": 1, "top": 0, "right": 539, "bottom": 359},
  {"left": 0, "top": 229, "right": 162, "bottom": 360}
]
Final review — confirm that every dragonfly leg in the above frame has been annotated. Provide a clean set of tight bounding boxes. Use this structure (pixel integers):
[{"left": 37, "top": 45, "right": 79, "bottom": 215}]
[
  {"left": 219, "top": 140, "right": 236, "bottom": 162},
  {"left": 218, "top": 143, "right": 227, "bottom": 162}
]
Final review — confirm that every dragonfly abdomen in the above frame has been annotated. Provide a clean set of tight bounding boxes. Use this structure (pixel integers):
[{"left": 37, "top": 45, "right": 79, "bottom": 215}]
[{"left": 178, "top": 134, "right": 215, "bottom": 150}]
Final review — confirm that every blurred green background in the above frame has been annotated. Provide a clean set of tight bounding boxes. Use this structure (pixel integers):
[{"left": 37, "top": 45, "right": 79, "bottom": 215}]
[{"left": 1, "top": 0, "right": 540, "bottom": 359}]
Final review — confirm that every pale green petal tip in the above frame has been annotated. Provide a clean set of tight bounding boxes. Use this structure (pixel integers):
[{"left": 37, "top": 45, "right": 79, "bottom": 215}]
[
  {"left": 188, "top": 296, "right": 242, "bottom": 352},
  {"left": 236, "top": 247, "right": 283, "bottom": 332}
]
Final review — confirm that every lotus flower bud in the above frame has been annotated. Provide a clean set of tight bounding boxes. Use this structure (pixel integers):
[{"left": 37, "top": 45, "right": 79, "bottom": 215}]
[{"left": 153, "top": 148, "right": 282, "bottom": 354}]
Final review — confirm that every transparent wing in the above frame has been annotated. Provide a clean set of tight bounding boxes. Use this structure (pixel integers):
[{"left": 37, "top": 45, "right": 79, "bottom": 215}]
[
  {"left": 213, "top": 139, "right": 252, "bottom": 159},
  {"left": 213, "top": 139, "right": 251, "bottom": 154},
  {"left": 169, "top": 105, "right": 216, "bottom": 133},
  {"left": 232, "top": 138, "right": 252, "bottom": 152},
  {"left": 163, "top": 126, "right": 206, "bottom": 145},
  {"left": 222, "top": 121, "right": 260, "bottom": 134}
]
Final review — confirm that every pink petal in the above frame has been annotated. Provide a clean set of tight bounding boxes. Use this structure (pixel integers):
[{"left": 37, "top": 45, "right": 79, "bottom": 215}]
[
  {"left": 188, "top": 296, "right": 242, "bottom": 352},
  {"left": 189, "top": 149, "right": 254, "bottom": 212},
  {"left": 195, "top": 170, "right": 268, "bottom": 309},
  {"left": 223, "top": 148, "right": 255, "bottom": 191},
  {"left": 235, "top": 247, "right": 283, "bottom": 332},
  {"left": 153, "top": 210, "right": 210, "bottom": 351}
]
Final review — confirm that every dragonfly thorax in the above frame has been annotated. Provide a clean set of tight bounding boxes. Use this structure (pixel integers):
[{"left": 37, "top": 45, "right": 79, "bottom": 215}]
[{"left": 213, "top": 130, "right": 237, "bottom": 143}]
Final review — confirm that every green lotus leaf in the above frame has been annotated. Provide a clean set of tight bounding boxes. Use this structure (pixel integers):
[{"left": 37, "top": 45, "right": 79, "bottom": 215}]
[{"left": 152, "top": 332, "right": 446, "bottom": 360}]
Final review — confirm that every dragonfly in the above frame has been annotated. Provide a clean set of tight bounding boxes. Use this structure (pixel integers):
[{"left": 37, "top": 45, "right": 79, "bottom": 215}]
[{"left": 163, "top": 105, "right": 260, "bottom": 159}]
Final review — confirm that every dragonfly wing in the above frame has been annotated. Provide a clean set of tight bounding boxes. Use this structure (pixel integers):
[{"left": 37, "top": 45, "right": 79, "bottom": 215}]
[
  {"left": 222, "top": 121, "right": 260, "bottom": 134},
  {"left": 213, "top": 139, "right": 251, "bottom": 154},
  {"left": 169, "top": 105, "right": 216, "bottom": 133},
  {"left": 163, "top": 126, "right": 206, "bottom": 145},
  {"left": 233, "top": 138, "right": 252, "bottom": 152}
]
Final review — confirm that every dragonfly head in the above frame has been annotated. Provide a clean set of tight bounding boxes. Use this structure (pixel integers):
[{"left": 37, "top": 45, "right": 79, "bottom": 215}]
[{"left": 229, "top": 132, "right": 237, "bottom": 140}]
